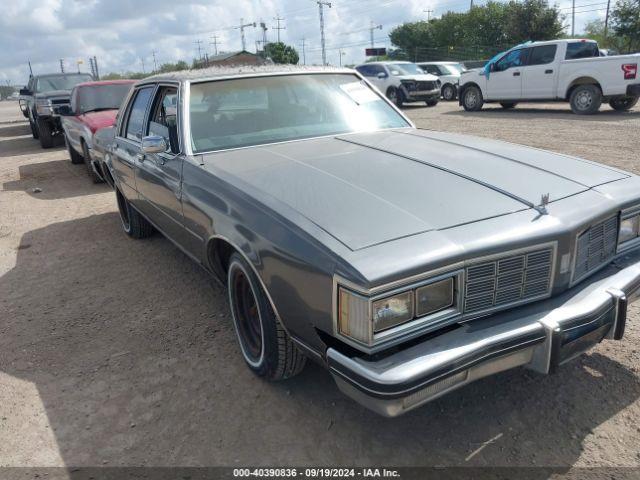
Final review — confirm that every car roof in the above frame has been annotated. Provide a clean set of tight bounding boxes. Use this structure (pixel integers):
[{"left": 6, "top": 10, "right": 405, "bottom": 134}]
[
  {"left": 417, "top": 61, "right": 461, "bottom": 65},
  {"left": 75, "top": 79, "right": 136, "bottom": 88},
  {"left": 358, "top": 61, "right": 412, "bottom": 66},
  {"left": 143, "top": 65, "right": 352, "bottom": 84},
  {"left": 33, "top": 73, "right": 93, "bottom": 79}
]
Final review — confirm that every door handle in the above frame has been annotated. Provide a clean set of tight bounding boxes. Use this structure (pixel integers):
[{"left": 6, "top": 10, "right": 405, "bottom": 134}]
[
  {"left": 545, "top": 69, "right": 553, "bottom": 74},
  {"left": 136, "top": 153, "right": 145, "bottom": 162},
  {"left": 513, "top": 71, "right": 521, "bottom": 77}
]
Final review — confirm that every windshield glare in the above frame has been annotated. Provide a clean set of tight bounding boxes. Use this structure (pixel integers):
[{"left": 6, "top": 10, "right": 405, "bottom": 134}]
[
  {"left": 389, "top": 64, "right": 424, "bottom": 76},
  {"left": 36, "top": 74, "right": 93, "bottom": 93},
  {"left": 189, "top": 74, "right": 410, "bottom": 153},
  {"left": 75, "top": 84, "right": 133, "bottom": 114}
]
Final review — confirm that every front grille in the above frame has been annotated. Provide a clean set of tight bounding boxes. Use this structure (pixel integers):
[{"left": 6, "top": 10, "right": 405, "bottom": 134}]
[
  {"left": 464, "top": 247, "right": 553, "bottom": 314},
  {"left": 417, "top": 81, "right": 437, "bottom": 91},
  {"left": 573, "top": 216, "right": 618, "bottom": 283}
]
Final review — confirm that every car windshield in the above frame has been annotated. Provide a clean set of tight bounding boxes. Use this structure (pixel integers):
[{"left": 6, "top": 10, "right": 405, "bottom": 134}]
[
  {"left": 388, "top": 64, "right": 424, "bottom": 76},
  {"left": 441, "top": 64, "right": 463, "bottom": 74},
  {"left": 76, "top": 83, "right": 133, "bottom": 114},
  {"left": 36, "top": 74, "right": 93, "bottom": 93},
  {"left": 189, "top": 73, "right": 410, "bottom": 153}
]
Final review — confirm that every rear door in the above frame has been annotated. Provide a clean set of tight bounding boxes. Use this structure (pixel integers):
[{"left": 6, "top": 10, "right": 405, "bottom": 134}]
[
  {"left": 112, "top": 85, "right": 154, "bottom": 204},
  {"left": 486, "top": 49, "right": 528, "bottom": 100},
  {"left": 521, "top": 44, "right": 559, "bottom": 99},
  {"left": 134, "top": 84, "right": 186, "bottom": 243}
]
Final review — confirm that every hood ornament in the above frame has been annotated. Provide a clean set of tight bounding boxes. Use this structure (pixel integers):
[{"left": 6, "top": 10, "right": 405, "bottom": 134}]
[{"left": 534, "top": 193, "right": 550, "bottom": 215}]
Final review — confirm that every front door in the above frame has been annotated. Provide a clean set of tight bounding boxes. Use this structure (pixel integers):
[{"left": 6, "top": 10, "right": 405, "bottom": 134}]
[
  {"left": 134, "top": 85, "right": 186, "bottom": 245},
  {"left": 486, "top": 49, "right": 528, "bottom": 100},
  {"left": 112, "top": 86, "right": 154, "bottom": 204}
]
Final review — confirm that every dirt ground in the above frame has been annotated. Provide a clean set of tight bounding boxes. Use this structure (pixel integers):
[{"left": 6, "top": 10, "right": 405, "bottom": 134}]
[{"left": 1, "top": 99, "right": 640, "bottom": 472}]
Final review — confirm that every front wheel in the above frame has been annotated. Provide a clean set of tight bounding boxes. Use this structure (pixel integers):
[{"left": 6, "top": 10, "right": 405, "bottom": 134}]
[
  {"left": 37, "top": 118, "right": 54, "bottom": 148},
  {"left": 442, "top": 84, "right": 456, "bottom": 101},
  {"left": 29, "top": 118, "right": 39, "bottom": 139},
  {"left": 569, "top": 85, "right": 602, "bottom": 115},
  {"left": 66, "top": 136, "right": 84, "bottom": 164},
  {"left": 462, "top": 86, "right": 483, "bottom": 111},
  {"left": 82, "top": 142, "right": 104, "bottom": 183},
  {"left": 227, "top": 253, "right": 306, "bottom": 380},
  {"left": 425, "top": 98, "right": 439, "bottom": 107},
  {"left": 387, "top": 87, "right": 404, "bottom": 107},
  {"left": 116, "top": 189, "right": 154, "bottom": 239},
  {"left": 609, "top": 96, "right": 638, "bottom": 111},
  {"left": 500, "top": 102, "right": 518, "bottom": 109}
]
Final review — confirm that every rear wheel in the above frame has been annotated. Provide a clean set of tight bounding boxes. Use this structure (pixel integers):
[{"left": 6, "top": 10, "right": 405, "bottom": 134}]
[
  {"left": 82, "top": 141, "right": 104, "bottom": 183},
  {"left": 227, "top": 253, "right": 306, "bottom": 380},
  {"left": 425, "top": 98, "right": 439, "bottom": 107},
  {"left": 442, "top": 84, "right": 456, "bottom": 101},
  {"left": 500, "top": 102, "right": 518, "bottom": 109},
  {"left": 462, "top": 85, "right": 483, "bottom": 111},
  {"left": 609, "top": 96, "right": 638, "bottom": 111},
  {"left": 569, "top": 84, "right": 602, "bottom": 115},
  {"left": 116, "top": 189, "right": 154, "bottom": 239},
  {"left": 37, "top": 118, "right": 54, "bottom": 148}
]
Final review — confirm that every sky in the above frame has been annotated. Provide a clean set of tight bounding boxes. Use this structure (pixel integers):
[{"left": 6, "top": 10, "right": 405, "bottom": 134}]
[{"left": 0, "top": 0, "right": 608, "bottom": 86}]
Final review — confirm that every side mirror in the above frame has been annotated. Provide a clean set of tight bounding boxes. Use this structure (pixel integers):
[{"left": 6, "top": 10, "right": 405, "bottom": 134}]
[
  {"left": 377, "top": 72, "right": 388, "bottom": 79},
  {"left": 141, "top": 135, "right": 167, "bottom": 154},
  {"left": 19, "top": 88, "right": 31, "bottom": 96},
  {"left": 57, "top": 105, "right": 73, "bottom": 116}
]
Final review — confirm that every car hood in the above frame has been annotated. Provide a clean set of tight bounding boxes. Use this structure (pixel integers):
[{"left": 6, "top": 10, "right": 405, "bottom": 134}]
[
  {"left": 35, "top": 90, "right": 71, "bottom": 99},
  {"left": 202, "top": 129, "right": 627, "bottom": 251},
  {"left": 79, "top": 109, "right": 118, "bottom": 133},
  {"left": 397, "top": 74, "right": 439, "bottom": 82}
]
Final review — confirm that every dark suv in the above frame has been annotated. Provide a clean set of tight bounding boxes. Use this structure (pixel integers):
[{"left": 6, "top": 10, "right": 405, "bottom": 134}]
[{"left": 20, "top": 73, "right": 93, "bottom": 148}]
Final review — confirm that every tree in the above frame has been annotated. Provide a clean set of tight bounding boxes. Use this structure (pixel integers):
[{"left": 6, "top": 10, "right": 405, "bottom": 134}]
[
  {"left": 503, "top": 0, "right": 565, "bottom": 43},
  {"left": 583, "top": 19, "right": 627, "bottom": 51},
  {"left": 159, "top": 61, "right": 189, "bottom": 73},
  {"left": 264, "top": 42, "right": 300, "bottom": 64},
  {"left": 611, "top": 0, "right": 640, "bottom": 52}
]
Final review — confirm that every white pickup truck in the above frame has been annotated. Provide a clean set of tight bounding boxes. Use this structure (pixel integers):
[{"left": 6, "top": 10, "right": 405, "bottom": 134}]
[{"left": 458, "top": 39, "right": 639, "bottom": 114}]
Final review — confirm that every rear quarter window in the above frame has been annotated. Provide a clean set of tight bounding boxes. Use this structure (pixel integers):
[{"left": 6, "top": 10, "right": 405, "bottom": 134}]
[{"left": 565, "top": 42, "right": 599, "bottom": 60}]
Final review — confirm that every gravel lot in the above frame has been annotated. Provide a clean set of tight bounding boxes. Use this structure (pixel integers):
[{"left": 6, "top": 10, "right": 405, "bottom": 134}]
[{"left": 1, "top": 99, "right": 640, "bottom": 471}]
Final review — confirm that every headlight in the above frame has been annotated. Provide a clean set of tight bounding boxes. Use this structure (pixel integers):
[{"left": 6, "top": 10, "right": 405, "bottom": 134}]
[
  {"left": 36, "top": 98, "right": 52, "bottom": 114},
  {"left": 619, "top": 215, "right": 640, "bottom": 245},
  {"left": 372, "top": 291, "right": 413, "bottom": 332},
  {"left": 337, "top": 273, "right": 460, "bottom": 348}
]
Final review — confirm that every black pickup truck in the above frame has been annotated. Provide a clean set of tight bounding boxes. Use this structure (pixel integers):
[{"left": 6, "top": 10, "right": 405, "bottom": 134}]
[{"left": 19, "top": 73, "right": 93, "bottom": 148}]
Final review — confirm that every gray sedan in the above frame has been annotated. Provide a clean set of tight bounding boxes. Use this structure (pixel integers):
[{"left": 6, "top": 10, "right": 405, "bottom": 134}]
[{"left": 101, "top": 66, "right": 640, "bottom": 416}]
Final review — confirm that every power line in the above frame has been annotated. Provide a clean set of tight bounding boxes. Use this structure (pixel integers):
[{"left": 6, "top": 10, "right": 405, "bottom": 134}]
[
  {"left": 315, "top": 1, "right": 332, "bottom": 66},
  {"left": 273, "top": 14, "right": 286, "bottom": 43},
  {"left": 210, "top": 35, "right": 220, "bottom": 56}
]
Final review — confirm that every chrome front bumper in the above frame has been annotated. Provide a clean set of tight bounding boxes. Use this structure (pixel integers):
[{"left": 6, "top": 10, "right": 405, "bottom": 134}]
[{"left": 328, "top": 252, "right": 640, "bottom": 417}]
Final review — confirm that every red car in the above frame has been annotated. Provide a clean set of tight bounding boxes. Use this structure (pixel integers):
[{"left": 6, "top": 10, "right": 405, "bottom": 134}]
[{"left": 60, "top": 80, "right": 135, "bottom": 182}]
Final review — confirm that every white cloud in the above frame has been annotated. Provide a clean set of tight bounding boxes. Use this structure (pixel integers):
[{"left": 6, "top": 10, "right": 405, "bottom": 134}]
[{"left": 0, "top": 0, "right": 602, "bottom": 85}]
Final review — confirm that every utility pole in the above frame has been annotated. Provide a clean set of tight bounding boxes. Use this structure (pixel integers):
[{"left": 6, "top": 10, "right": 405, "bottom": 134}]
[
  {"left": 140, "top": 57, "right": 146, "bottom": 74},
  {"left": 369, "top": 21, "right": 382, "bottom": 48},
  {"left": 469, "top": 0, "right": 474, "bottom": 10},
  {"left": 236, "top": 18, "right": 257, "bottom": 52},
  {"left": 59, "top": 59, "right": 65, "bottom": 73},
  {"left": 93, "top": 56, "right": 99, "bottom": 79},
  {"left": 604, "top": 0, "right": 611, "bottom": 37},
  {"left": 423, "top": 9, "right": 433, "bottom": 21},
  {"left": 571, "top": 0, "right": 575, "bottom": 36},
  {"left": 151, "top": 50, "right": 158, "bottom": 72},
  {"left": 89, "top": 57, "right": 95, "bottom": 77},
  {"left": 300, "top": 37, "right": 307, "bottom": 65},
  {"left": 273, "top": 14, "right": 286, "bottom": 43},
  {"left": 315, "top": 1, "right": 332, "bottom": 66},
  {"left": 339, "top": 48, "right": 346, "bottom": 67},
  {"left": 210, "top": 35, "right": 220, "bottom": 56},
  {"left": 194, "top": 39, "right": 204, "bottom": 61},
  {"left": 258, "top": 22, "right": 268, "bottom": 52},
  {"left": 28, "top": 61, "right": 33, "bottom": 77}
]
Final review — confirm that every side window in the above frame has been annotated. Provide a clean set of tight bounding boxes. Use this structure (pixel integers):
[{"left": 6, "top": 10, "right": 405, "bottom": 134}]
[
  {"left": 424, "top": 65, "right": 440, "bottom": 75},
  {"left": 356, "top": 65, "right": 373, "bottom": 77},
  {"left": 565, "top": 42, "right": 599, "bottom": 60},
  {"left": 147, "top": 86, "right": 179, "bottom": 154},
  {"left": 124, "top": 87, "right": 154, "bottom": 142},
  {"left": 494, "top": 49, "right": 527, "bottom": 72},
  {"left": 529, "top": 45, "right": 557, "bottom": 65}
]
